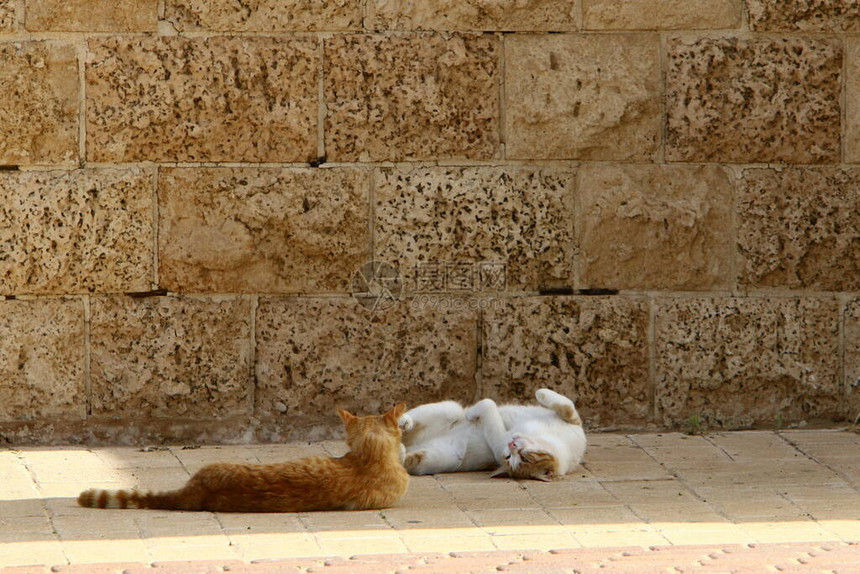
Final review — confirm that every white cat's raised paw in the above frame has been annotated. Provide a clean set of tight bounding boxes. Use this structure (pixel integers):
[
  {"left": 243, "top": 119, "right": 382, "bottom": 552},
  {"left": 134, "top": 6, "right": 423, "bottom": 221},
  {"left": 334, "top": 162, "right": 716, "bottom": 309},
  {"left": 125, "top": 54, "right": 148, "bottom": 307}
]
[
  {"left": 398, "top": 414, "right": 414, "bottom": 432},
  {"left": 535, "top": 388, "right": 563, "bottom": 406},
  {"left": 465, "top": 398, "right": 496, "bottom": 422}
]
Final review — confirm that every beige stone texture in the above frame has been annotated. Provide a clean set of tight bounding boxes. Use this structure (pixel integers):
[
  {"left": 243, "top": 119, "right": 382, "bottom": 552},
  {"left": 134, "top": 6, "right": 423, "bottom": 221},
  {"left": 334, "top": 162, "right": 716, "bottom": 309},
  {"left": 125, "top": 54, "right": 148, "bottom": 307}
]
[
  {"left": 666, "top": 37, "right": 842, "bottom": 164},
  {"left": 0, "top": 299, "right": 85, "bottom": 422},
  {"left": 846, "top": 300, "right": 860, "bottom": 417},
  {"left": 86, "top": 36, "right": 318, "bottom": 163},
  {"left": 578, "top": 164, "right": 732, "bottom": 291},
  {"left": 255, "top": 297, "right": 478, "bottom": 421},
  {"left": 26, "top": 0, "right": 158, "bottom": 32},
  {"left": 165, "top": 0, "right": 361, "bottom": 31},
  {"left": 0, "top": 169, "right": 154, "bottom": 295},
  {"left": 368, "top": 0, "right": 579, "bottom": 31},
  {"left": 0, "top": 41, "right": 78, "bottom": 166},
  {"left": 375, "top": 166, "right": 575, "bottom": 293},
  {"left": 748, "top": 0, "right": 860, "bottom": 32},
  {"left": 482, "top": 296, "right": 650, "bottom": 427},
  {"left": 583, "top": 0, "right": 740, "bottom": 30},
  {"left": 0, "top": 0, "right": 16, "bottom": 31},
  {"left": 505, "top": 34, "right": 660, "bottom": 160},
  {"left": 324, "top": 34, "right": 499, "bottom": 162},
  {"left": 738, "top": 168, "right": 860, "bottom": 291},
  {"left": 848, "top": 39, "right": 860, "bottom": 163},
  {"left": 158, "top": 168, "right": 370, "bottom": 294},
  {"left": 655, "top": 297, "right": 841, "bottom": 429},
  {"left": 89, "top": 296, "right": 253, "bottom": 420}
]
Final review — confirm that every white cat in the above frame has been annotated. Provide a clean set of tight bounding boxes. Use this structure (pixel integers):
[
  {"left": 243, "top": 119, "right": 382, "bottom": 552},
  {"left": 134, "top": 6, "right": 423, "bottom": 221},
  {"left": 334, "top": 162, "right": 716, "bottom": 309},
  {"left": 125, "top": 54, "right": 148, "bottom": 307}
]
[{"left": 399, "top": 388, "right": 586, "bottom": 481}]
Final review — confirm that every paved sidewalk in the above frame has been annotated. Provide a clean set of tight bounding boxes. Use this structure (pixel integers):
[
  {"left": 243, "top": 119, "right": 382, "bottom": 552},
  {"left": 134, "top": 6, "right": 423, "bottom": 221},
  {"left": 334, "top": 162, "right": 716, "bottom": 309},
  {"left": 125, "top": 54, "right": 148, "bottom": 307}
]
[{"left": 1, "top": 430, "right": 858, "bottom": 573}]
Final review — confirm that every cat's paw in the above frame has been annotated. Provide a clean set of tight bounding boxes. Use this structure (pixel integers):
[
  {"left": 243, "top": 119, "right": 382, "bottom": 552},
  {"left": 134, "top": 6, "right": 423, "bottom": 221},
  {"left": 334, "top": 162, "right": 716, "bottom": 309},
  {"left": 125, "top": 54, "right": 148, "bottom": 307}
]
[
  {"left": 465, "top": 398, "right": 496, "bottom": 422},
  {"left": 403, "top": 450, "right": 426, "bottom": 472},
  {"left": 399, "top": 443, "right": 406, "bottom": 464},
  {"left": 536, "top": 388, "right": 562, "bottom": 406},
  {"left": 398, "top": 414, "right": 414, "bottom": 433}
]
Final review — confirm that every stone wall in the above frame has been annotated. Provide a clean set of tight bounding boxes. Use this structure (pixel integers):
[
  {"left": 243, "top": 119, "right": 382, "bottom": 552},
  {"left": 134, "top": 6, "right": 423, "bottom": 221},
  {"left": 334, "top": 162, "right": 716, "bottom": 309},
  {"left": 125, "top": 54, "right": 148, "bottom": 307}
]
[{"left": 1, "top": 1, "right": 858, "bottom": 444}]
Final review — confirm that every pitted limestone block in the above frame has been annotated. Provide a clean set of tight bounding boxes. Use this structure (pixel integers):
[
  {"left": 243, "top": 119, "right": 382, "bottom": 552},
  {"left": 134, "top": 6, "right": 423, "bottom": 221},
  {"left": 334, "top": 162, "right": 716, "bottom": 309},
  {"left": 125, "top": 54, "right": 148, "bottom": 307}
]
[
  {"left": 505, "top": 34, "right": 660, "bottom": 161},
  {"left": 0, "top": 0, "right": 16, "bottom": 31},
  {"left": 368, "top": 0, "right": 579, "bottom": 31},
  {"left": 667, "top": 37, "right": 841, "bottom": 164},
  {"left": 90, "top": 296, "right": 253, "bottom": 420},
  {"left": 255, "top": 297, "right": 478, "bottom": 419},
  {"left": 846, "top": 300, "right": 860, "bottom": 417},
  {"left": 578, "top": 164, "right": 732, "bottom": 291},
  {"left": 482, "top": 296, "right": 650, "bottom": 427},
  {"left": 848, "top": 40, "right": 860, "bottom": 163},
  {"left": 738, "top": 168, "right": 860, "bottom": 291},
  {"left": 583, "top": 0, "right": 740, "bottom": 29},
  {"left": 159, "top": 167, "right": 370, "bottom": 294},
  {"left": 165, "top": 0, "right": 361, "bottom": 31},
  {"left": 324, "top": 34, "right": 499, "bottom": 162},
  {"left": 748, "top": 0, "right": 860, "bottom": 32},
  {"left": 0, "top": 41, "right": 78, "bottom": 166},
  {"left": 26, "top": 0, "right": 158, "bottom": 31},
  {"left": 0, "top": 299, "right": 85, "bottom": 422},
  {"left": 86, "top": 36, "right": 318, "bottom": 163},
  {"left": 656, "top": 298, "right": 841, "bottom": 429},
  {"left": 0, "top": 169, "right": 154, "bottom": 295},
  {"left": 375, "top": 166, "right": 575, "bottom": 293}
]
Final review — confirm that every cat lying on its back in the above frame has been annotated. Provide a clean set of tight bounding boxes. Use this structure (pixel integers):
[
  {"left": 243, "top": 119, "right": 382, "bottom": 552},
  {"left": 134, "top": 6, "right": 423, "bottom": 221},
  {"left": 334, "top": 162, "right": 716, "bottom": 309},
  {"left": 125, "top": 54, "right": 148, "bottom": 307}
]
[{"left": 400, "top": 389, "right": 586, "bottom": 481}]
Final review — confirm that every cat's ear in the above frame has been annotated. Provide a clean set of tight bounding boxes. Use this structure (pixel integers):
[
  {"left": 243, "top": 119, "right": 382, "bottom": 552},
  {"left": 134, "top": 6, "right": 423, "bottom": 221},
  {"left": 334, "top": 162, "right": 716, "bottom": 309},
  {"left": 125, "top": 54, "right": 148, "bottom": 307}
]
[
  {"left": 338, "top": 408, "right": 357, "bottom": 424},
  {"left": 385, "top": 403, "right": 407, "bottom": 425},
  {"left": 490, "top": 467, "right": 511, "bottom": 479}
]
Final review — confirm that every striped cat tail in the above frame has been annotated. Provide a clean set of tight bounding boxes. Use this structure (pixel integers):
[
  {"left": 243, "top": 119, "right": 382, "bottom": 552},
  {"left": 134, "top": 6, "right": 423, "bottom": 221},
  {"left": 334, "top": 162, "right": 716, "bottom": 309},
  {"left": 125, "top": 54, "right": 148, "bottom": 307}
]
[
  {"left": 78, "top": 488, "right": 147, "bottom": 509},
  {"left": 78, "top": 488, "right": 195, "bottom": 510}
]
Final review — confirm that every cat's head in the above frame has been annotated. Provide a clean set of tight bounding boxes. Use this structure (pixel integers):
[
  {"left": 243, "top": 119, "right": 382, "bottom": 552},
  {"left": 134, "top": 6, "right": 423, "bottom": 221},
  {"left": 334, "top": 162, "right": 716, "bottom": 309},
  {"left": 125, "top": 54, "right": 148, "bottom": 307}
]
[
  {"left": 338, "top": 403, "right": 407, "bottom": 450},
  {"left": 491, "top": 434, "right": 560, "bottom": 482}
]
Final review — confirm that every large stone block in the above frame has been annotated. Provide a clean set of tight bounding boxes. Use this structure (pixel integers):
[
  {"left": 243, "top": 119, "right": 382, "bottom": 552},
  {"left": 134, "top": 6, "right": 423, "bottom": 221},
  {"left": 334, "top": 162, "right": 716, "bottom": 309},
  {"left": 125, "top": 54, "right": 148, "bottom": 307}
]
[
  {"left": 86, "top": 36, "right": 318, "bottom": 163},
  {"left": 0, "top": 299, "right": 85, "bottom": 422},
  {"left": 0, "top": 169, "right": 154, "bottom": 295},
  {"left": 482, "top": 296, "right": 651, "bottom": 427},
  {"left": 0, "top": 41, "right": 78, "bottom": 166},
  {"left": 505, "top": 34, "right": 660, "bottom": 160},
  {"left": 578, "top": 164, "right": 732, "bottom": 291},
  {"left": 848, "top": 40, "right": 860, "bottom": 163},
  {"left": 324, "top": 34, "right": 499, "bottom": 162},
  {"left": 667, "top": 37, "right": 842, "bottom": 164},
  {"left": 255, "top": 297, "right": 478, "bottom": 423},
  {"left": 164, "top": 0, "right": 361, "bottom": 31},
  {"left": 368, "top": 0, "right": 579, "bottom": 31},
  {"left": 90, "top": 296, "right": 253, "bottom": 420},
  {"left": 846, "top": 300, "right": 860, "bottom": 417},
  {"left": 159, "top": 167, "right": 370, "bottom": 294},
  {"left": 26, "top": 0, "right": 158, "bottom": 31},
  {"left": 0, "top": 0, "right": 16, "bottom": 31},
  {"left": 375, "top": 166, "right": 575, "bottom": 293},
  {"left": 738, "top": 168, "right": 860, "bottom": 291},
  {"left": 748, "top": 0, "right": 860, "bottom": 32},
  {"left": 655, "top": 298, "right": 841, "bottom": 429},
  {"left": 583, "top": 0, "right": 740, "bottom": 29}
]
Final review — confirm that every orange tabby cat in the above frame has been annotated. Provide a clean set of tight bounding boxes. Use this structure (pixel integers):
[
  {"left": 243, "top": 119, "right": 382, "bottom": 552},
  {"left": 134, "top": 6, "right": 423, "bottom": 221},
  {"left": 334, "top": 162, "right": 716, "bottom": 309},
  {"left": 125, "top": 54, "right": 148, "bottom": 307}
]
[{"left": 78, "top": 404, "right": 409, "bottom": 512}]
